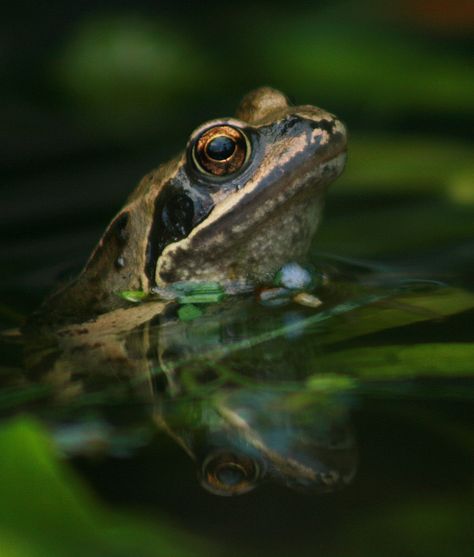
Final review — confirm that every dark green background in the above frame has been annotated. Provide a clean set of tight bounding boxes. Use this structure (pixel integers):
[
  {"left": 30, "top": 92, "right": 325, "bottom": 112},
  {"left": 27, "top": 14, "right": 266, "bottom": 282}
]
[{"left": 0, "top": 2, "right": 473, "bottom": 556}]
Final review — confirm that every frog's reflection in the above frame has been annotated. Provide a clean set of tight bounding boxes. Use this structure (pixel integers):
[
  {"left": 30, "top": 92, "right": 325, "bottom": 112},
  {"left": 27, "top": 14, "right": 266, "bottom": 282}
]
[
  {"left": 24, "top": 297, "right": 358, "bottom": 497},
  {"left": 201, "top": 450, "right": 260, "bottom": 496},
  {"left": 155, "top": 385, "right": 357, "bottom": 496}
]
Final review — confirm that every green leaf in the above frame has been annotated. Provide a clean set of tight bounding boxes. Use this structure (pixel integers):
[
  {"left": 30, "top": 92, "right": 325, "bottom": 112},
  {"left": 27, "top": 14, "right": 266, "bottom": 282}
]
[
  {"left": 314, "top": 343, "right": 474, "bottom": 381},
  {"left": 178, "top": 293, "right": 225, "bottom": 305},
  {"left": 259, "top": 22, "right": 474, "bottom": 117},
  {"left": 178, "top": 304, "right": 203, "bottom": 321},
  {"left": 118, "top": 290, "right": 148, "bottom": 303},
  {"left": 318, "top": 287, "right": 474, "bottom": 347},
  {"left": 307, "top": 373, "right": 356, "bottom": 392},
  {"left": 338, "top": 135, "right": 474, "bottom": 198},
  {"left": 174, "top": 282, "right": 226, "bottom": 305},
  {"left": 0, "top": 418, "right": 216, "bottom": 557}
]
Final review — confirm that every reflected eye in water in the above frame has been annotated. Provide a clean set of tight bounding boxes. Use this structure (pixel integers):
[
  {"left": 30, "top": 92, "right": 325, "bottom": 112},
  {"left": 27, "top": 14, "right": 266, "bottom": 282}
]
[
  {"left": 200, "top": 450, "right": 262, "bottom": 496},
  {"left": 192, "top": 125, "right": 250, "bottom": 177}
]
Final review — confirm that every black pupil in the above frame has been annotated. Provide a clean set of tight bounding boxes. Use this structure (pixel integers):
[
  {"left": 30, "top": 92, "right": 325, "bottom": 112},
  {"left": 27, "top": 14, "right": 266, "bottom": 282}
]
[
  {"left": 215, "top": 464, "right": 246, "bottom": 486},
  {"left": 206, "top": 136, "right": 236, "bottom": 161}
]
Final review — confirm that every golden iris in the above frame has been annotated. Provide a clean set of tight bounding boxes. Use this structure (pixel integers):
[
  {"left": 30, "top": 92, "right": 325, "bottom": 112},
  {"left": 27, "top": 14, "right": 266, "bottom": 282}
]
[{"left": 192, "top": 125, "right": 249, "bottom": 177}]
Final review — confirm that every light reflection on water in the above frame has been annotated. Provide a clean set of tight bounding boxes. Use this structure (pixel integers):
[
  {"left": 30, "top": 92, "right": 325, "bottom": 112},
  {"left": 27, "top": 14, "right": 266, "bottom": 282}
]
[
  {"left": 0, "top": 258, "right": 473, "bottom": 557},
  {"left": 2, "top": 263, "right": 471, "bottom": 500}
]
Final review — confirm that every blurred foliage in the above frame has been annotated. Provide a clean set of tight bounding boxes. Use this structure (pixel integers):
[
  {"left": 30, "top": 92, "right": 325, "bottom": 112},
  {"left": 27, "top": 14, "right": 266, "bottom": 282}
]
[
  {"left": 340, "top": 136, "right": 473, "bottom": 197},
  {"left": 55, "top": 16, "right": 212, "bottom": 132},
  {"left": 321, "top": 117, "right": 474, "bottom": 262},
  {"left": 44, "top": 5, "right": 474, "bottom": 137},
  {"left": 313, "top": 287, "right": 474, "bottom": 346},
  {"left": 257, "top": 21, "right": 474, "bottom": 118},
  {"left": 317, "top": 195, "right": 474, "bottom": 258},
  {"left": 1, "top": 2, "right": 473, "bottom": 556},
  {"left": 314, "top": 343, "right": 474, "bottom": 380},
  {"left": 0, "top": 418, "right": 215, "bottom": 557},
  {"left": 0, "top": 406, "right": 472, "bottom": 557}
]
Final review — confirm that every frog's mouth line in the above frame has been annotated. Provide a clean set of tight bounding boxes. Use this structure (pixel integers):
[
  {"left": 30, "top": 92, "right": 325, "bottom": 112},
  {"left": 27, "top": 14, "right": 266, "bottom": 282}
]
[
  {"left": 155, "top": 146, "right": 346, "bottom": 284},
  {"left": 152, "top": 126, "right": 346, "bottom": 287},
  {"left": 187, "top": 147, "right": 346, "bottom": 243}
]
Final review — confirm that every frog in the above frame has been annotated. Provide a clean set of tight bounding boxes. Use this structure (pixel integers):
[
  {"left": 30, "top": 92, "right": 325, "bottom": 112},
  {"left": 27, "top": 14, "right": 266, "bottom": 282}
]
[
  {"left": 19, "top": 88, "right": 353, "bottom": 496},
  {"left": 32, "top": 86, "right": 347, "bottom": 326}
]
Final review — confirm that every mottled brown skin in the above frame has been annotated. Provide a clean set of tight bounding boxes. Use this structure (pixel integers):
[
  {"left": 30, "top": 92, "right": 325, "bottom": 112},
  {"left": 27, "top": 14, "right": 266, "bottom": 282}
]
[
  {"left": 23, "top": 90, "right": 351, "bottom": 491},
  {"left": 34, "top": 87, "right": 347, "bottom": 325}
]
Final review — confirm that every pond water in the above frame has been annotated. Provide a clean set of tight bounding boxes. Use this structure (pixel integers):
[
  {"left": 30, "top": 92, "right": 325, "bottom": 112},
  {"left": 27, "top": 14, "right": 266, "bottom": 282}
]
[
  {"left": 1, "top": 5, "right": 473, "bottom": 551},
  {"left": 1, "top": 224, "right": 473, "bottom": 556}
]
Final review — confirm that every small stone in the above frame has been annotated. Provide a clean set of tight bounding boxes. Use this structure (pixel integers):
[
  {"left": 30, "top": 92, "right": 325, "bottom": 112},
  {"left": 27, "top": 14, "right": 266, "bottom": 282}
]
[
  {"left": 275, "top": 262, "right": 312, "bottom": 290},
  {"left": 293, "top": 292, "right": 322, "bottom": 308},
  {"left": 259, "top": 287, "right": 290, "bottom": 306},
  {"left": 259, "top": 287, "right": 289, "bottom": 301}
]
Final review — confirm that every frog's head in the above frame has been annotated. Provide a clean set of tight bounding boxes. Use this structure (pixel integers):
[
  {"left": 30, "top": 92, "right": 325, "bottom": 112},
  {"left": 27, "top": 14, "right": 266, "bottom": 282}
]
[
  {"left": 42, "top": 87, "right": 346, "bottom": 320},
  {"left": 152, "top": 87, "right": 347, "bottom": 286}
]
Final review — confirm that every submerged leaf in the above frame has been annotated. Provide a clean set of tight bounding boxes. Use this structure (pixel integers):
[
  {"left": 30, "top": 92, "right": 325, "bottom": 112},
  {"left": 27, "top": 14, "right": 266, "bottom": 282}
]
[
  {"left": 315, "top": 343, "right": 474, "bottom": 381},
  {"left": 0, "top": 418, "right": 216, "bottom": 557},
  {"left": 178, "top": 304, "right": 203, "bottom": 321},
  {"left": 178, "top": 293, "right": 225, "bottom": 305}
]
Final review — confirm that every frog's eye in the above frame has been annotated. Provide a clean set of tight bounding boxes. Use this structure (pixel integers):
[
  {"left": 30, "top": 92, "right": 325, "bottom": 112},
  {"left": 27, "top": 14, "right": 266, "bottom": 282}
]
[
  {"left": 192, "top": 125, "right": 250, "bottom": 177},
  {"left": 200, "top": 450, "right": 261, "bottom": 496}
]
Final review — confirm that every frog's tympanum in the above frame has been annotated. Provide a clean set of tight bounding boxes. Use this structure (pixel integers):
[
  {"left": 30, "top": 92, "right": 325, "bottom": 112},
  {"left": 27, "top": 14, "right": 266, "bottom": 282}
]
[
  {"left": 34, "top": 87, "right": 346, "bottom": 325},
  {"left": 23, "top": 88, "right": 355, "bottom": 497}
]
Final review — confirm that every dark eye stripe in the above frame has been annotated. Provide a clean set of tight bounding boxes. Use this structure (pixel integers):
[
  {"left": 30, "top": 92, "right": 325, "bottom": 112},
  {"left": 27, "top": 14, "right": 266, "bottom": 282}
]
[
  {"left": 144, "top": 191, "right": 194, "bottom": 287},
  {"left": 144, "top": 185, "right": 214, "bottom": 287}
]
